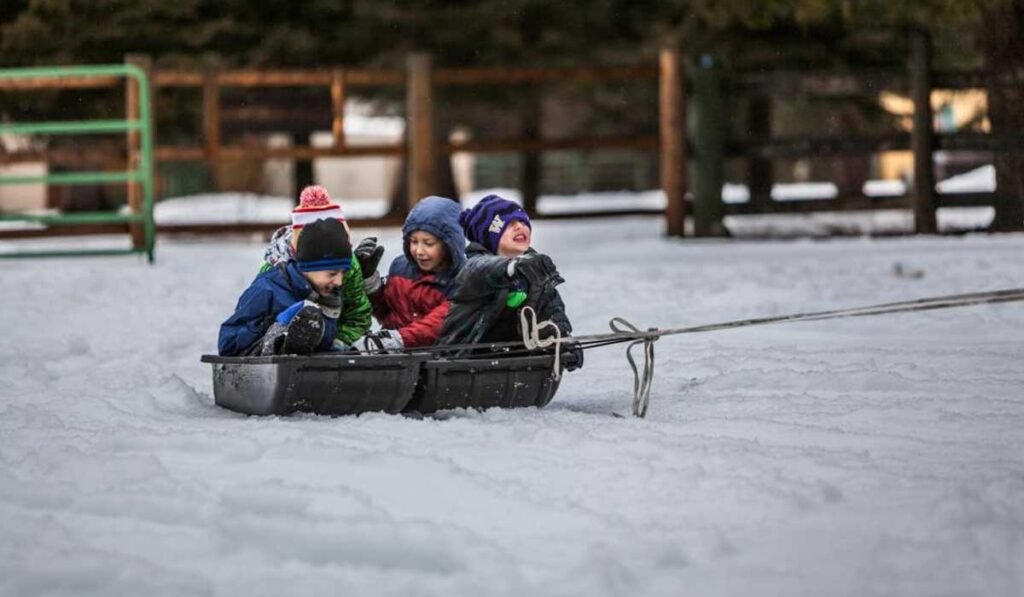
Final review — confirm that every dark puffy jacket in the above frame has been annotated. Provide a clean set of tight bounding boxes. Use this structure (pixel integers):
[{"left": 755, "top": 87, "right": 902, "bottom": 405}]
[
  {"left": 440, "top": 242, "right": 571, "bottom": 351},
  {"left": 218, "top": 262, "right": 339, "bottom": 356},
  {"left": 371, "top": 196, "right": 466, "bottom": 347}
]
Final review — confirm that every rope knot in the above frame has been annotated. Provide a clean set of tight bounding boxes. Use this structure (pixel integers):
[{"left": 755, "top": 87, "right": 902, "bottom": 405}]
[{"left": 519, "top": 306, "right": 564, "bottom": 380}]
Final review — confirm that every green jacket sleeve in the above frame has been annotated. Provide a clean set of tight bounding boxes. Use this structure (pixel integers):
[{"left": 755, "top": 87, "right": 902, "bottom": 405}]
[{"left": 336, "top": 258, "right": 373, "bottom": 344}]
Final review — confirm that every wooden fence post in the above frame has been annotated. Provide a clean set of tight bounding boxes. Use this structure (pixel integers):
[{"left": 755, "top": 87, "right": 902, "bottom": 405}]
[
  {"left": 331, "top": 68, "right": 346, "bottom": 148},
  {"left": 407, "top": 53, "right": 436, "bottom": 212},
  {"left": 520, "top": 89, "right": 542, "bottom": 215},
  {"left": 910, "top": 29, "right": 938, "bottom": 234},
  {"left": 748, "top": 95, "right": 773, "bottom": 212},
  {"left": 125, "top": 54, "right": 152, "bottom": 250},
  {"left": 202, "top": 68, "right": 221, "bottom": 192},
  {"left": 689, "top": 54, "right": 726, "bottom": 237},
  {"left": 660, "top": 45, "right": 687, "bottom": 237}
]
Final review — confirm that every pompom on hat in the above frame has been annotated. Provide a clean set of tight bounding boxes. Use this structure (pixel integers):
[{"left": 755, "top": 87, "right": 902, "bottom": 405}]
[{"left": 291, "top": 185, "right": 346, "bottom": 230}]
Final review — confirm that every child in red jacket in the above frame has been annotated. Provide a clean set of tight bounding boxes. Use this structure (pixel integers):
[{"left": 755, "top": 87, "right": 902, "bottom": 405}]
[{"left": 350, "top": 196, "right": 466, "bottom": 352}]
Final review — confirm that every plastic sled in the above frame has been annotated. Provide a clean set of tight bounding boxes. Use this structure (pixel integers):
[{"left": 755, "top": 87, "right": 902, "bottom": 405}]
[
  {"left": 200, "top": 353, "right": 425, "bottom": 416},
  {"left": 201, "top": 349, "right": 578, "bottom": 417},
  {"left": 410, "top": 352, "right": 567, "bottom": 414}
]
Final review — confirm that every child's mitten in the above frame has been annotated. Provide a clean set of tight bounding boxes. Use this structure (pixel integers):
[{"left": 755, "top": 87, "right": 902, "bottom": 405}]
[
  {"left": 352, "top": 329, "right": 404, "bottom": 353},
  {"left": 354, "top": 237, "right": 385, "bottom": 278},
  {"left": 510, "top": 253, "right": 558, "bottom": 288}
]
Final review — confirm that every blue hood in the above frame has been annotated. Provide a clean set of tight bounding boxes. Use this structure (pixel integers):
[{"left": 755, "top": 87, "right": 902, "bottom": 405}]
[{"left": 402, "top": 196, "right": 467, "bottom": 272}]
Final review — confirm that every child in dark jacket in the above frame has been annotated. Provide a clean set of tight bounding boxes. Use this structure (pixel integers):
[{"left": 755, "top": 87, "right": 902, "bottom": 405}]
[
  {"left": 440, "top": 195, "right": 581, "bottom": 369},
  {"left": 261, "top": 185, "right": 372, "bottom": 348},
  {"left": 350, "top": 196, "right": 466, "bottom": 352},
  {"left": 219, "top": 218, "right": 353, "bottom": 356}
]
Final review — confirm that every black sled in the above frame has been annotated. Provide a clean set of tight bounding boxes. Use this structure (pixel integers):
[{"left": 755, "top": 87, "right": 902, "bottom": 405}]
[{"left": 200, "top": 349, "right": 578, "bottom": 417}]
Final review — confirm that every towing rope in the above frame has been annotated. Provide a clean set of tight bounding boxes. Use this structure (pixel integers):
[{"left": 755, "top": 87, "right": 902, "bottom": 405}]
[
  {"left": 513, "top": 287, "right": 1024, "bottom": 418},
  {"left": 363, "top": 287, "right": 1024, "bottom": 417}
]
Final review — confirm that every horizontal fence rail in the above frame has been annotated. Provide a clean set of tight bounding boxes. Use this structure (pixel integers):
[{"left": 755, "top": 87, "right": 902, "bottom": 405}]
[
  {"left": 0, "top": 64, "right": 155, "bottom": 260},
  {"left": 0, "top": 44, "right": 1017, "bottom": 241}
]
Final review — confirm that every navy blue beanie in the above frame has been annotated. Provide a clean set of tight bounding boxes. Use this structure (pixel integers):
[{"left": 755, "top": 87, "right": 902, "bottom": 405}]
[
  {"left": 458, "top": 195, "right": 532, "bottom": 254},
  {"left": 295, "top": 218, "right": 352, "bottom": 272}
]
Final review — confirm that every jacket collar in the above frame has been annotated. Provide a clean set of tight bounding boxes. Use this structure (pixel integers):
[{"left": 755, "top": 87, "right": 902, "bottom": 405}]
[{"left": 282, "top": 261, "right": 315, "bottom": 297}]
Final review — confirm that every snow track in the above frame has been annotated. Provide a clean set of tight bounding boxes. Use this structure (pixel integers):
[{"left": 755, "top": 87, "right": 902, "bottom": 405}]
[{"left": 2, "top": 216, "right": 1023, "bottom": 596}]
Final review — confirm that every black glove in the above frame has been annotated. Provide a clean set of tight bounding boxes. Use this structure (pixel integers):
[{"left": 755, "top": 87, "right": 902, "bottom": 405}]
[
  {"left": 563, "top": 340, "right": 584, "bottom": 371},
  {"left": 511, "top": 253, "right": 558, "bottom": 289},
  {"left": 354, "top": 237, "right": 385, "bottom": 279}
]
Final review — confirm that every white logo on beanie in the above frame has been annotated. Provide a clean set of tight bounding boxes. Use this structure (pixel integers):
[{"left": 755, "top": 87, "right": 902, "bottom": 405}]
[{"left": 488, "top": 214, "right": 504, "bottom": 234}]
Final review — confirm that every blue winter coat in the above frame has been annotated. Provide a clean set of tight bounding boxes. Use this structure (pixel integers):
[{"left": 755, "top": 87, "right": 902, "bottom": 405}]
[{"left": 218, "top": 262, "right": 338, "bottom": 356}]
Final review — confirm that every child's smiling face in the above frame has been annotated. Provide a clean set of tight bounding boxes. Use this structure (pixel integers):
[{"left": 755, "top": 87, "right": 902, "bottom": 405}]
[
  {"left": 303, "top": 269, "right": 344, "bottom": 296},
  {"left": 497, "top": 220, "right": 531, "bottom": 256},
  {"left": 408, "top": 231, "right": 448, "bottom": 272}
]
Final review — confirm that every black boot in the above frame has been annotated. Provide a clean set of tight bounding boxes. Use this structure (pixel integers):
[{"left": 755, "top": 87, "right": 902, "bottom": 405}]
[{"left": 281, "top": 305, "right": 325, "bottom": 355}]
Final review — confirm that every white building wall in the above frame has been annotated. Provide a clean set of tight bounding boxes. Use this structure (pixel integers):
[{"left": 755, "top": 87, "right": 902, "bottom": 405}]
[{"left": 0, "top": 163, "right": 47, "bottom": 212}]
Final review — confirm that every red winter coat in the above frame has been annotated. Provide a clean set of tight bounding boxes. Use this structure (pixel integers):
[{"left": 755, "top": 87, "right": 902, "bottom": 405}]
[{"left": 372, "top": 262, "right": 456, "bottom": 347}]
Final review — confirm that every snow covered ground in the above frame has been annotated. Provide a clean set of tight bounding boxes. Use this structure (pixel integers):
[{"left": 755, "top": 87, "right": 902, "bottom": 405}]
[{"left": 2, "top": 211, "right": 1023, "bottom": 596}]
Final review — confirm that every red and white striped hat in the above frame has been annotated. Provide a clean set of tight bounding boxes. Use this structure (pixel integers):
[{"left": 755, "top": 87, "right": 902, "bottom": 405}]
[{"left": 291, "top": 185, "right": 346, "bottom": 229}]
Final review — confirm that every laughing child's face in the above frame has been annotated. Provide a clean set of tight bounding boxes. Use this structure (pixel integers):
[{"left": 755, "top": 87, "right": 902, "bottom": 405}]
[
  {"left": 303, "top": 269, "right": 344, "bottom": 296},
  {"left": 497, "top": 220, "right": 531, "bottom": 257},
  {"left": 408, "top": 231, "right": 448, "bottom": 272}
]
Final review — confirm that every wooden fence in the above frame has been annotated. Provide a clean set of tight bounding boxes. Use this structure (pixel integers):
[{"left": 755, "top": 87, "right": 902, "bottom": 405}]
[
  {"left": 2, "top": 35, "right": 1021, "bottom": 239},
  {"left": 0, "top": 55, "right": 667, "bottom": 236},
  {"left": 686, "top": 31, "right": 1024, "bottom": 236}
]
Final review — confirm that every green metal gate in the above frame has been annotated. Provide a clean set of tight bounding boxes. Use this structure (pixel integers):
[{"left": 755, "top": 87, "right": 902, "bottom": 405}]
[{"left": 0, "top": 64, "right": 156, "bottom": 262}]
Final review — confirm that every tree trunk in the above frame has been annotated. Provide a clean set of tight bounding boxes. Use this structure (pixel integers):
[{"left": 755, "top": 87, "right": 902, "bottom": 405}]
[
  {"left": 688, "top": 54, "right": 728, "bottom": 237},
  {"left": 292, "top": 130, "right": 314, "bottom": 198},
  {"left": 520, "top": 90, "right": 542, "bottom": 214},
  {"left": 386, "top": 130, "right": 459, "bottom": 220},
  {"left": 983, "top": 0, "right": 1024, "bottom": 231},
  {"left": 748, "top": 95, "right": 773, "bottom": 213}
]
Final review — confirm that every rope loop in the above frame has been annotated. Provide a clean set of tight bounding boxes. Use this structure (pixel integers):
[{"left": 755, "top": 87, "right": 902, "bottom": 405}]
[
  {"left": 519, "top": 306, "right": 564, "bottom": 380},
  {"left": 608, "top": 317, "right": 658, "bottom": 418}
]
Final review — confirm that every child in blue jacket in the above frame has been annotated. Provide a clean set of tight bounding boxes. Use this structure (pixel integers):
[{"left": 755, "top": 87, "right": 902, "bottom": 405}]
[{"left": 219, "top": 218, "right": 353, "bottom": 356}]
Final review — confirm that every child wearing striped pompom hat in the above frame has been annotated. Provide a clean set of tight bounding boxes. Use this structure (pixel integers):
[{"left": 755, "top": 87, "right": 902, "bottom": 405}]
[{"left": 260, "top": 185, "right": 372, "bottom": 349}]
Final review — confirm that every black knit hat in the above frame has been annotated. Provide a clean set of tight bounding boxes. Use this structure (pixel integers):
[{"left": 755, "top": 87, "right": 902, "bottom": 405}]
[{"left": 295, "top": 218, "right": 352, "bottom": 272}]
